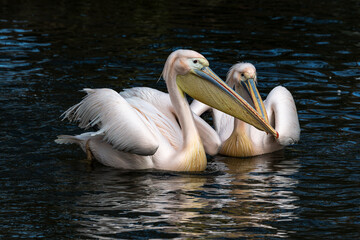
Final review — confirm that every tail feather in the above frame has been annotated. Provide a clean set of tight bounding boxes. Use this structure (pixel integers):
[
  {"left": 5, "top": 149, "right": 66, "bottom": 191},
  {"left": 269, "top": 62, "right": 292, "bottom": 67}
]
[
  {"left": 55, "top": 132, "right": 96, "bottom": 145},
  {"left": 55, "top": 135, "right": 82, "bottom": 145}
]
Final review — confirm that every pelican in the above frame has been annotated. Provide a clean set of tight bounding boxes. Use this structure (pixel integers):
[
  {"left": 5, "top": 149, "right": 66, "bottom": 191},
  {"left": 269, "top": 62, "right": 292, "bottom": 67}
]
[
  {"left": 191, "top": 62, "right": 300, "bottom": 157},
  {"left": 55, "top": 50, "right": 277, "bottom": 171}
]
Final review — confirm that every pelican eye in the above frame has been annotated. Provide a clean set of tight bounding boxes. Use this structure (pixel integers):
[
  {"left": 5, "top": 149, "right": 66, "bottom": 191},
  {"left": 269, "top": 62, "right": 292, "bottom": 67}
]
[{"left": 193, "top": 60, "right": 198, "bottom": 64}]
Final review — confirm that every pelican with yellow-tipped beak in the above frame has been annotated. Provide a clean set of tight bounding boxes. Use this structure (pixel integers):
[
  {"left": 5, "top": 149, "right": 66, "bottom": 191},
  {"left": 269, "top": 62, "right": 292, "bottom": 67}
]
[
  {"left": 55, "top": 50, "right": 277, "bottom": 171},
  {"left": 191, "top": 62, "right": 300, "bottom": 157}
]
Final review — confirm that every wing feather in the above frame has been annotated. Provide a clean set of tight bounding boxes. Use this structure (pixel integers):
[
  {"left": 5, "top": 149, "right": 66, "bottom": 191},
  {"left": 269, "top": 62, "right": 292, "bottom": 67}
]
[
  {"left": 265, "top": 86, "right": 300, "bottom": 145},
  {"left": 122, "top": 89, "right": 183, "bottom": 150},
  {"left": 190, "top": 99, "right": 233, "bottom": 144},
  {"left": 62, "top": 88, "right": 159, "bottom": 156},
  {"left": 120, "top": 87, "right": 174, "bottom": 120},
  {"left": 190, "top": 99, "right": 211, "bottom": 116},
  {"left": 121, "top": 87, "right": 222, "bottom": 153}
]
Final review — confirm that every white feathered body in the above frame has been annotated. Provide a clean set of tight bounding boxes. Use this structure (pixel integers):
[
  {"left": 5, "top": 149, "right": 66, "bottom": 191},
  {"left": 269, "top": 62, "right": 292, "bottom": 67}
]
[
  {"left": 56, "top": 87, "right": 218, "bottom": 170},
  {"left": 191, "top": 86, "right": 300, "bottom": 157}
]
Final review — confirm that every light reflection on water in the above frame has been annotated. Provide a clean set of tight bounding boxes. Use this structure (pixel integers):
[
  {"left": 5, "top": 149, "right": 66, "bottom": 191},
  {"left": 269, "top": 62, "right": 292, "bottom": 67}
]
[
  {"left": 73, "top": 153, "right": 300, "bottom": 239},
  {"left": 0, "top": 0, "right": 359, "bottom": 239}
]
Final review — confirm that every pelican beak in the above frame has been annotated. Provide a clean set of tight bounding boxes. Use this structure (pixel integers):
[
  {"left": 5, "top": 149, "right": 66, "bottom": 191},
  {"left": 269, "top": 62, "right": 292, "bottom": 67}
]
[
  {"left": 176, "top": 67, "right": 278, "bottom": 138},
  {"left": 241, "top": 78, "right": 269, "bottom": 123}
]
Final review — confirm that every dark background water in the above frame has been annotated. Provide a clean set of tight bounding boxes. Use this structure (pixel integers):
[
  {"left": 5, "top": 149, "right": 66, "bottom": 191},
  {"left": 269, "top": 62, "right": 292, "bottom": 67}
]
[{"left": 1, "top": 0, "right": 359, "bottom": 239}]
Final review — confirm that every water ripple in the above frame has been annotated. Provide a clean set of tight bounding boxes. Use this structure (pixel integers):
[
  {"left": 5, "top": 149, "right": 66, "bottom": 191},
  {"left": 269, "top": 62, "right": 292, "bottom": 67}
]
[{"left": 1, "top": 0, "right": 360, "bottom": 239}]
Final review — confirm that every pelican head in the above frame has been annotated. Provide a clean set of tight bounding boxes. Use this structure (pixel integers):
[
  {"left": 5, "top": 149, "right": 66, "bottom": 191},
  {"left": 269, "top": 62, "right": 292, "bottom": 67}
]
[
  {"left": 163, "top": 50, "right": 278, "bottom": 138},
  {"left": 228, "top": 62, "right": 257, "bottom": 84},
  {"left": 226, "top": 62, "right": 273, "bottom": 132}
]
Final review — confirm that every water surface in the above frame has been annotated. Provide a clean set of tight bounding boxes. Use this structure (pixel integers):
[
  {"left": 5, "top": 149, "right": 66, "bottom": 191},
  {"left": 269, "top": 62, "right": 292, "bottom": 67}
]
[{"left": 1, "top": 0, "right": 359, "bottom": 239}]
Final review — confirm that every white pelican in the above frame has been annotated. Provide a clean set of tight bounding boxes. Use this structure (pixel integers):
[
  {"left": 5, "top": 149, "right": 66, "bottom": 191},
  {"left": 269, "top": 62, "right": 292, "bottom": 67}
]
[
  {"left": 55, "top": 50, "right": 277, "bottom": 171},
  {"left": 191, "top": 62, "right": 300, "bottom": 157}
]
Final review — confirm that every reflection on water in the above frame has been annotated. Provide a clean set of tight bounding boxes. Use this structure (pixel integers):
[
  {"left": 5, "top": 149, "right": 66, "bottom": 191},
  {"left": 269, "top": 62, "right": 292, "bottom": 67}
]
[
  {"left": 72, "top": 153, "right": 301, "bottom": 239},
  {"left": 75, "top": 171, "right": 208, "bottom": 239},
  {"left": 209, "top": 154, "right": 300, "bottom": 238},
  {"left": 1, "top": 0, "right": 359, "bottom": 239}
]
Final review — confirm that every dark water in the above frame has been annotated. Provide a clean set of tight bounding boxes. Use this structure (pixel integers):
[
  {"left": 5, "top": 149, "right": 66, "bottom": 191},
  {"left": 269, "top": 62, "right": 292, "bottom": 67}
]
[{"left": 1, "top": 0, "right": 359, "bottom": 239}]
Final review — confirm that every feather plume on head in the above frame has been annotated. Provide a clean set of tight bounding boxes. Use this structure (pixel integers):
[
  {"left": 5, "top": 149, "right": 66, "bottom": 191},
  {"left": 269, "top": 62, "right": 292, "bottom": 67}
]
[{"left": 161, "top": 49, "right": 205, "bottom": 83}]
